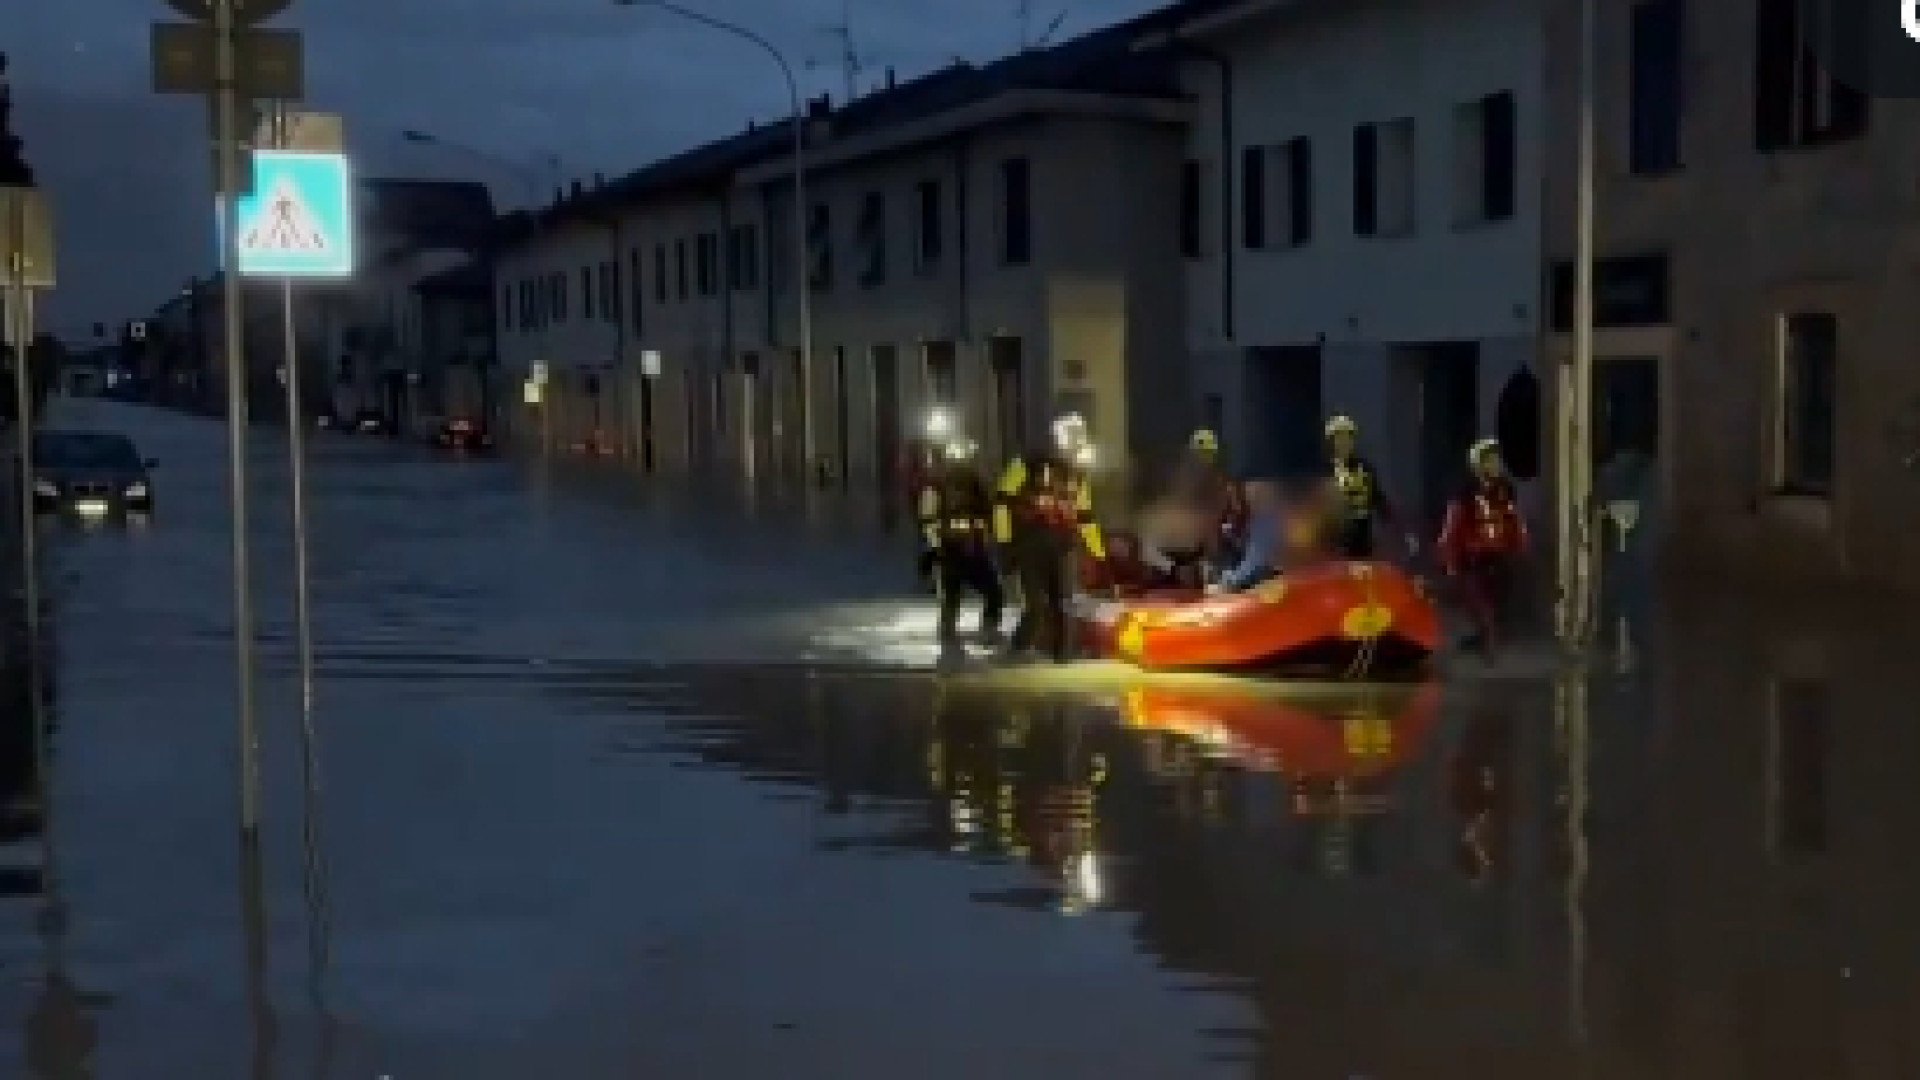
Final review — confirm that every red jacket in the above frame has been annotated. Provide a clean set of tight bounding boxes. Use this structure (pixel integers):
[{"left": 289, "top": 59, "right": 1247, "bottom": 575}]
[{"left": 1438, "top": 477, "right": 1527, "bottom": 574}]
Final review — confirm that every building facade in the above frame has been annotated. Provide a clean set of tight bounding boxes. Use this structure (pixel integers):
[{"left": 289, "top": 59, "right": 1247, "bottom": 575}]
[
  {"left": 1158, "top": 0, "right": 1549, "bottom": 534},
  {"left": 496, "top": 21, "right": 1196, "bottom": 504},
  {"left": 1544, "top": 0, "right": 1920, "bottom": 591}
]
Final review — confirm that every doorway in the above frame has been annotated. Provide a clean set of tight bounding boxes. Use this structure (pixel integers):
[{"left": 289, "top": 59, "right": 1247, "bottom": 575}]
[
  {"left": 987, "top": 336, "right": 1026, "bottom": 463},
  {"left": 787, "top": 348, "right": 806, "bottom": 477},
  {"left": 1243, "top": 345, "right": 1322, "bottom": 478},
  {"left": 834, "top": 345, "right": 851, "bottom": 486},
  {"left": 1417, "top": 342, "right": 1480, "bottom": 530},
  {"left": 741, "top": 351, "right": 762, "bottom": 479},
  {"left": 636, "top": 374, "right": 655, "bottom": 472},
  {"left": 924, "top": 341, "right": 957, "bottom": 410},
  {"left": 872, "top": 344, "right": 901, "bottom": 491},
  {"left": 1595, "top": 355, "right": 1659, "bottom": 464}
]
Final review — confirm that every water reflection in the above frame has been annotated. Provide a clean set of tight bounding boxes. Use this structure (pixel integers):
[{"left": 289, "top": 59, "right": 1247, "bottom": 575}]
[{"left": 2, "top": 598, "right": 107, "bottom": 1076}]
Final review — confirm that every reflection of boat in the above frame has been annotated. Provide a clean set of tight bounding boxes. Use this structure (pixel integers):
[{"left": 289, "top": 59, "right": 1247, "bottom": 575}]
[
  {"left": 1074, "top": 561, "right": 1440, "bottom": 674},
  {"left": 1120, "top": 680, "right": 1442, "bottom": 781}
]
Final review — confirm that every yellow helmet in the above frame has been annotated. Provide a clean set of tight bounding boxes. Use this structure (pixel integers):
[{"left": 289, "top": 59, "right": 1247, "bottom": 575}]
[
  {"left": 1189, "top": 428, "right": 1219, "bottom": 453},
  {"left": 1325, "top": 415, "right": 1358, "bottom": 438}
]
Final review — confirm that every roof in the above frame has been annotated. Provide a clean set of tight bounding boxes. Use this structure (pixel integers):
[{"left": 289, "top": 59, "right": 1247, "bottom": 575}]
[
  {"left": 360, "top": 178, "right": 496, "bottom": 251},
  {"left": 499, "top": 2, "right": 1206, "bottom": 252}
]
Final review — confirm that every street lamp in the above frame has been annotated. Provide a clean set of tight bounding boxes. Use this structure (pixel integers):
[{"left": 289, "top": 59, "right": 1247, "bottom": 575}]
[
  {"left": 400, "top": 129, "right": 561, "bottom": 208},
  {"left": 1556, "top": 0, "right": 1598, "bottom": 649},
  {"left": 611, "top": 0, "right": 815, "bottom": 475}
]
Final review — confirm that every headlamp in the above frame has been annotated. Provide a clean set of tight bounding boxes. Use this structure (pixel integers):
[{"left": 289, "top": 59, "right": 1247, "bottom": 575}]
[{"left": 925, "top": 407, "right": 953, "bottom": 438}]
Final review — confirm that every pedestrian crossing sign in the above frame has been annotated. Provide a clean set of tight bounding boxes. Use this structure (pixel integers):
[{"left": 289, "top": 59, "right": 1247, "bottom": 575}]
[{"left": 230, "top": 151, "right": 354, "bottom": 278}]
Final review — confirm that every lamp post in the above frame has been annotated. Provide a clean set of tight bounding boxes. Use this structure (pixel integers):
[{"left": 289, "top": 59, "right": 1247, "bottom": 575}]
[
  {"left": 400, "top": 129, "right": 560, "bottom": 208},
  {"left": 1556, "top": 0, "right": 1599, "bottom": 651},
  {"left": 612, "top": 0, "right": 815, "bottom": 475}
]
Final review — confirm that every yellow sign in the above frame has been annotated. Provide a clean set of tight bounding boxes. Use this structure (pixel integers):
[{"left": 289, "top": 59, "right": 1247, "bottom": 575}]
[
  {"left": 1340, "top": 603, "right": 1393, "bottom": 638},
  {"left": 1118, "top": 614, "right": 1146, "bottom": 657}
]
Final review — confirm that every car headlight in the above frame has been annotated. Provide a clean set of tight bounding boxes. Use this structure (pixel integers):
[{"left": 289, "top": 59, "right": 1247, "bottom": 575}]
[
  {"left": 125, "top": 481, "right": 149, "bottom": 500},
  {"left": 32, "top": 480, "right": 57, "bottom": 498}
]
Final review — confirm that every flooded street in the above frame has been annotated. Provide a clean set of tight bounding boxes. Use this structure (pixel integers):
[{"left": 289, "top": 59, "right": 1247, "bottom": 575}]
[{"left": 4, "top": 403, "right": 1920, "bottom": 1077}]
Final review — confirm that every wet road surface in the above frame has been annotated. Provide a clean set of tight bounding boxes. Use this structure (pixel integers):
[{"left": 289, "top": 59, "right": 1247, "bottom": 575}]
[{"left": 4, "top": 402, "right": 1920, "bottom": 1077}]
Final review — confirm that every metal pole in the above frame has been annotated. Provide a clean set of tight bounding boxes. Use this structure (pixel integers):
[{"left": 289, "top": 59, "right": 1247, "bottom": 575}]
[
  {"left": 215, "top": 0, "right": 261, "bottom": 832},
  {"left": 7, "top": 196, "right": 37, "bottom": 657},
  {"left": 1559, "top": 0, "right": 1598, "bottom": 649},
  {"left": 791, "top": 82, "right": 815, "bottom": 478},
  {"left": 274, "top": 100, "right": 330, "bottom": 975}
]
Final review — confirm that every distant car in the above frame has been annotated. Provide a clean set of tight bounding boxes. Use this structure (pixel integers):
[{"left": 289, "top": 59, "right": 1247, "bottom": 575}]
[
  {"left": 352, "top": 409, "right": 387, "bottom": 435},
  {"left": 31, "top": 429, "right": 155, "bottom": 519},
  {"left": 436, "top": 417, "right": 492, "bottom": 452}
]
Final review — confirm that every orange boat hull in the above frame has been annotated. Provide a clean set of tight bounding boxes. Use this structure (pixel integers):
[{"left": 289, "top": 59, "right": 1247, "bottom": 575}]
[{"left": 1076, "top": 560, "right": 1440, "bottom": 673}]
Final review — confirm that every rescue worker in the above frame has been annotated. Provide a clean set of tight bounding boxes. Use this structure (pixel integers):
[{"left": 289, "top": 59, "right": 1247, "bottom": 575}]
[
  {"left": 1169, "top": 428, "right": 1248, "bottom": 578},
  {"left": 993, "top": 413, "right": 1107, "bottom": 661},
  {"left": 905, "top": 409, "right": 957, "bottom": 585},
  {"left": 1323, "top": 415, "right": 1416, "bottom": 560},
  {"left": 1438, "top": 438, "right": 1528, "bottom": 659},
  {"left": 917, "top": 438, "right": 1004, "bottom": 649}
]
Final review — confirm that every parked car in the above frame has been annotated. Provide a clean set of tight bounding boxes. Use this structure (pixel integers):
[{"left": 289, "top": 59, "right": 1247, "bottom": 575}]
[
  {"left": 436, "top": 416, "right": 493, "bottom": 452},
  {"left": 351, "top": 408, "right": 387, "bottom": 435},
  {"left": 31, "top": 429, "right": 155, "bottom": 519}
]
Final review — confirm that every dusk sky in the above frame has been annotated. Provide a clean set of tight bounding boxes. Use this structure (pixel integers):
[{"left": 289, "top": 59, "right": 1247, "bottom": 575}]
[{"left": 7, "top": 0, "right": 1161, "bottom": 338}]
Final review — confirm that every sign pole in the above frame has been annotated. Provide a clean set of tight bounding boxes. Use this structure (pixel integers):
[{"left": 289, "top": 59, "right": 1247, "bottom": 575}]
[
  {"left": 5, "top": 194, "right": 38, "bottom": 684},
  {"left": 214, "top": 0, "right": 262, "bottom": 835},
  {"left": 271, "top": 100, "right": 329, "bottom": 963}
]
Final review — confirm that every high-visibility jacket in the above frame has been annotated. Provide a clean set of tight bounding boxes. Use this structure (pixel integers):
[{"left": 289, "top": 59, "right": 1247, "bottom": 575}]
[
  {"left": 992, "top": 454, "right": 1105, "bottom": 559},
  {"left": 1438, "top": 476, "right": 1527, "bottom": 574},
  {"left": 917, "top": 468, "right": 993, "bottom": 550}
]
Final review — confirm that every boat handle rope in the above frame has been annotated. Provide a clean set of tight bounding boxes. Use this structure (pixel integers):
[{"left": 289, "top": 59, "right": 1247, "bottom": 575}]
[{"left": 1339, "top": 563, "right": 1384, "bottom": 681}]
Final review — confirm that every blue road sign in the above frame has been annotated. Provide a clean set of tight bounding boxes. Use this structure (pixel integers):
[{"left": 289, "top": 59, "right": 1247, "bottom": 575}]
[{"left": 229, "top": 151, "right": 354, "bottom": 278}]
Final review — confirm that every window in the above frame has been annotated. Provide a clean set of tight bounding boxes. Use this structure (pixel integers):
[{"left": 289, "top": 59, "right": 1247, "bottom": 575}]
[
  {"left": 696, "top": 233, "right": 718, "bottom": 296},
  {"left": 807, "top": 203, "right": 832, "bottom": 291},
  {"left": 1180, "top": 160, "right": 1203, "bottom": 258},
  {"left": 914, "top": 180, "right": 942, "bottom": 270},
  {"left": 551, "top": 272, "right": 567, "bottom": 321},
  {"left": 604, "top": 260, "right": 621, "bottom": 323},
  {"left": 1778, "top": 312, "right": 1836, "bottom": 495},
  {"left": 1754, "top": 0, "right": 1868, "bottom": 150},
  {"left": 1353, "top": 118, "right": 1415, "bottom": 237},
  {"left": 1241, "top": 145, "right": 1265, "bottom": 249},
  {"left": 1000, "top": 157, "right": 1031, "bottom": 265},
  {"left": 856, "top": 191, "right": 885, "bottom": 288},
  {"left": 1272, "top": 137, "right": 1312, "bottom": 246},
  {"left": 581, "top": 266, "right": 595, "bottom": 319},
  {"left": 518, "top": 281, "right": 532, "bottom": 328},
  {"left": 1628, "top": 0, "right": 1684, "bottom": 174},
  {"left": 675, "top": 239, "right": 689, "bottom": 300},
  {"left": 653, "top": 244, "right": 667, "bottom": 303},
  {"left": 629, "top": 250, "right": 644, "bottom": 332},
  {"left": 500, "top": 285, "right": 513, "bottom": 332},
  {"left": 1454, "top": 92, "right": 1516, "bottom": 224},
  {"left": 728, "top": 224, "right": 759, "bottom": 290}
]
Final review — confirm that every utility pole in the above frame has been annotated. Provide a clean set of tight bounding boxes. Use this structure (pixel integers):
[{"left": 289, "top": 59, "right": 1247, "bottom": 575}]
[{"left": 1558, "top": 0, "right": 1599, "bottom": 651}]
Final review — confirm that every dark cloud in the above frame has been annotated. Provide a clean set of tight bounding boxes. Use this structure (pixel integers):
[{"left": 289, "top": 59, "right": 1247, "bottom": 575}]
[{"left": 6, "top": 0, "right": 1159, "bottom": 331}]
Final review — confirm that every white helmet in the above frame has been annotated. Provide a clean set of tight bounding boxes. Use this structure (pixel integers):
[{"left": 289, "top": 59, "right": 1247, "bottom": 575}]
[{"left": 1325, "top": 415, "right": 1358, "bottom": 438}]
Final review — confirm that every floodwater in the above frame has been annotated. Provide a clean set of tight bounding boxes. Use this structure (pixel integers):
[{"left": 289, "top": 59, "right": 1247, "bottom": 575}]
[{"left": 2, "top": 402, "right": 1918, "bottom": 1077}]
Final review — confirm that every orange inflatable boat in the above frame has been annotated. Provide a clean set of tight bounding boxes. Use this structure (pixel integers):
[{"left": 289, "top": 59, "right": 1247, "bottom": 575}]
[{"left": 1074, "top": 560, "right": 1440, "bottom": 674}]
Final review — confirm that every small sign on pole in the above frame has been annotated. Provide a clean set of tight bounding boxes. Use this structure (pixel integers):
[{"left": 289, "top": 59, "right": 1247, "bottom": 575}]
[
  {"left": 640, "top": 350, "right": 662, "bottom": 378},
  {"left": 227, "top": 150, "right": 354, "bottom": 278},
  {"left": 0, "top": 187, "right": 57, "bottom": 289}
]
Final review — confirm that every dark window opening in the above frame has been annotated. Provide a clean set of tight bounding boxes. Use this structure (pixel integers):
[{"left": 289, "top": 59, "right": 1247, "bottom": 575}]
[
  {"left": 1481, "top": 92, "right": 1515, "bottom": 221},
  {"left": 675, "top": 239, "right": 689, "bottom": 300},
  {"left": 1780, "top": 312, "right": 1836, "bottom": 495},
  {"left": 1755, "top": 0, "right": 1867, "bottom": 150},
  {"left": 581, "top": 266, "right": 594, "bottom": 319},
  {"left": 1000, "top": 157, "right": 1031, "bottom": 265},
  {"left": 1241, "top": 145, "right": 1266, "bottom": 249},
  {"left": 1180, "top": 160, "right": 1203, "bottom": 258},
  {"left": 1284, "top": 137, "right": 1313, "bottom": 245},
  {"left": 654, "top": 245, "right": 667, "bottom": 303},
  {"left": 1352, "top": 124, "right": 1378, "bottom": 236},
  {"left": 914, "top": 180, "right": 942, "bottom": 269},
  {"left": 1628, "top": 0, "right": 1684, "bottom": 174}
]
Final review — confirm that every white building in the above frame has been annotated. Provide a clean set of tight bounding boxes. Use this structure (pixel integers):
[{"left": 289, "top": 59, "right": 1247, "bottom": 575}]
[
  {"left": 1152, "top": 0, "right": 1547, "bottom": 531},
  {"left": 495, "top": 19, "right": 1197, "bottom": 502}
]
